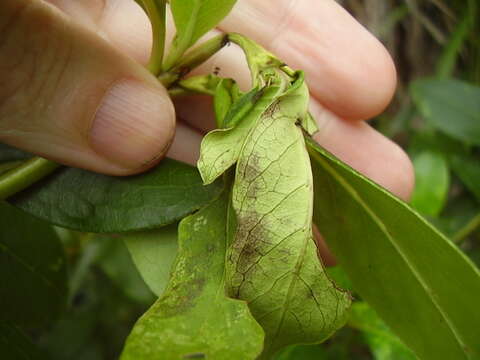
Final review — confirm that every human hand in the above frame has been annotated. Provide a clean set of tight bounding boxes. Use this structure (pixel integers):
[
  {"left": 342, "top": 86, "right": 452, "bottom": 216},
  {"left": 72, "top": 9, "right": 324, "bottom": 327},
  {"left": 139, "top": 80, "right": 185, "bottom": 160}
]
[{"left": 0, "top": 0, "right": 413, "bottom": 210}]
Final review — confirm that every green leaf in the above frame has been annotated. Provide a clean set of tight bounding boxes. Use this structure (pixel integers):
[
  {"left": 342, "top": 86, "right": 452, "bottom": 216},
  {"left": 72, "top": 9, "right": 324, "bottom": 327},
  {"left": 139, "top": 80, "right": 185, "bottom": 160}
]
[
  {"left": 0, "top": 143, "right": 29, "bottom": 162},
  {"left": 221, "top": 79, "right": 350, "bottom": 356},
  {"left": 411, "top": 78, "right": 480, "bottom": 145},
  {"left": 410, "top": 150, "right": 450, "bottom": 216},
  {"left": 164, "top": 0, "right": 237, "bottom": 69},
  {"left": 274, "top": 344, "right": 329, "bottom": 360},
  {"left": 7, "top": 158, "right": 223, "bottom": 233},
  {"left": 95, "top": 236, "right": 156, "bottom": 304},
  {"left": 0, "top": 322, "right": 48, "bottom": 360},
  {"left": 198, "top": 86, "right": 281, "bottom": 184},
  {"left": 123, "top": 224, "right": 178, "bottom": 297},
  {"left": 213, "top": 78, "right": 237, "bottom": 125},
  {"left": 120, "top": 190, "right": 264, "bottom": 359},
  {"left": 349, "top": 302, "right": 416, "bottom": 360},
  {"left": 273, "top": 328, "right": 369, "bottom": 360},
  {"left": 0, "top": 201, "right": 67, "bottom": 330},
  {"left": 307, "top": 138, "right": 480, "bottom": 360},
  {"left": 450, "top": 153, "right": 480, "bottom": 202}
]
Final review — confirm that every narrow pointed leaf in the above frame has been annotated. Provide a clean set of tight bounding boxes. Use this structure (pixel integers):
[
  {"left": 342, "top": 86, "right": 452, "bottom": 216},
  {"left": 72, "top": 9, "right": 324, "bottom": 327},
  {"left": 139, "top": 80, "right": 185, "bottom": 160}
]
[
  {"left": 121, "top": 190, "right": 264, "bottom": 359},
  {"left": 307, "top": 138, "right": 480, "bottom": 360}
]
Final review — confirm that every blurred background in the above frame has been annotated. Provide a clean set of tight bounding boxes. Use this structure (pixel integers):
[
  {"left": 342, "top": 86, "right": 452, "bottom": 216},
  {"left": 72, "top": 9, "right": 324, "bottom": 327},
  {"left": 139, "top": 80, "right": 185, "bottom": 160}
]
[{"left": 31, "top": 1, "right": 480, "bottom": 359}]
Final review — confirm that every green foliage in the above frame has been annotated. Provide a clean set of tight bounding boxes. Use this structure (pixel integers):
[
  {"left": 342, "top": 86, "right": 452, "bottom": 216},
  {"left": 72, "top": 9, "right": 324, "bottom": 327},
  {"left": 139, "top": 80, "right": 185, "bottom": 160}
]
[
  {"left": 95, "top": 236, "right": 156, "bottom": 304},
  {"left": 0, "top": 201, "right": 67, "bottom": 330},
  {"left": 450, "top": 153, "right": 480, "bottom": 202},
  {"left": 121, "top": 190, "right": 264, "bottom": 359},
  {"left": 123, "top": 224, "right": 178, "bottom": 297},
  {"left": 164, "top": 0, "right": 237, "bottom": 69},
  {"left": 348, "top": 302, "right": 416, "bottom": 360},
  {"left": 410, "top": 150, "right": 450, "bottom": 216},
  {"left": 411, "top": 79, "right": 480, "bottom": 145},
  {"left": 1, "top": 1, "right": 480, "bottom": 359},
  {"left": 0, "top": 323, "right": 48, "bottom": 360},
  {"left": 7, "top": 156, "right": 223, "bottom": 233},
  {"left": 308, "top": 139, "right": 480, "bottom": 359}
]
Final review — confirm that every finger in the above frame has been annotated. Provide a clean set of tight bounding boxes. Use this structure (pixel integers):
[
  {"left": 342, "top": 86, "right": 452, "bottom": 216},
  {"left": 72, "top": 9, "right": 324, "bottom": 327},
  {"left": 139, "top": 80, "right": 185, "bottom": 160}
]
[
  {"left": 220, "top": 0, "right": 397, "bottom": 120},
  {"left": 313, "top": 225, "right": 336, "bottom": 267},
  {"left": 175, "top": 94, "right": 413, "bottom": 201},
  {"left": 44, "top": 0, "right": 152, "bottom": 64},
  {"left": 311, "top": 101, "right": 414, "bottom": 201},
  {"left": 167, "top": 122, "right": 202, "bottom": 164},
  {"left": 0, "top": 0, "right": 175, "bottom": 175}
]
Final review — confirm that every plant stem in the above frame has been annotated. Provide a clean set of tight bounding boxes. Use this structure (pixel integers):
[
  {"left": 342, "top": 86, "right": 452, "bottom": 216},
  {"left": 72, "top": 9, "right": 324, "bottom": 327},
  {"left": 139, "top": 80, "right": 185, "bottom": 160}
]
[
  {"left": 141, "top": 0, "right": 167, "bottom": 76},
  {"left": 159, "top": 34, "right": 228, "bottom": 88},
  {"left": 452, "top": 213, "right": 480, "bottom": 244},
  {"left": 0, "top": 157, "right": 60, "bottom": 200},
  {"left": 0, "top": 161, "right": 23, "bottom": 175}
]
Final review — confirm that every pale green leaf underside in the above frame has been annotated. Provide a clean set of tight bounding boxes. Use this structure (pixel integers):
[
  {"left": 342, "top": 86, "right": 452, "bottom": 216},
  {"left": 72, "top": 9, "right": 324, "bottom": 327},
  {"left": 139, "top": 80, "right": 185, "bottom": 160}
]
[
  {"left": 410, "top": 150, "right": 449, "bottom": 216},
  {"left": 123, "top": 224, "right": 178, "bottom": 297},
  {"left": 308, "top": 139, "right": 480, "bottom": 360},
  {"left": 223, "top": 82, "right": 350, "bottom": 356},
  {"left": 121, "top": 191, "right": 264, "bottom": 360},
  {"left": 198, "top": 86, "right": 281, "bottom": 184}
]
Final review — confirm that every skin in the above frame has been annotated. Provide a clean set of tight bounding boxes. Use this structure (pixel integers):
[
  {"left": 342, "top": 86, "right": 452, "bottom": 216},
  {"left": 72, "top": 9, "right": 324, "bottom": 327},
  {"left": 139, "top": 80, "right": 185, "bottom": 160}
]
[{"left": 0, "top": 0, "right": 414, "bottom": 263}]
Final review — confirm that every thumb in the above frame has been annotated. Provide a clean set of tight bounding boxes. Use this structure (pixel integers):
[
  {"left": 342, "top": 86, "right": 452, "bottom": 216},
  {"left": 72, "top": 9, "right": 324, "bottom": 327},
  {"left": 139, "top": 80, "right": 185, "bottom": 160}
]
[{"left": 0, "top": 0, "right": 175, "bottom": 175}]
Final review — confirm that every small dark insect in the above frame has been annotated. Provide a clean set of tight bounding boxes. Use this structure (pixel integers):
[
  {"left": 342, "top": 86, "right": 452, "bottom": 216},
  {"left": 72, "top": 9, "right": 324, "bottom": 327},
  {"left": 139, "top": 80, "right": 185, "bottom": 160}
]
[{"left": 213, "top": 66, "right": 221, "bottom": 75}]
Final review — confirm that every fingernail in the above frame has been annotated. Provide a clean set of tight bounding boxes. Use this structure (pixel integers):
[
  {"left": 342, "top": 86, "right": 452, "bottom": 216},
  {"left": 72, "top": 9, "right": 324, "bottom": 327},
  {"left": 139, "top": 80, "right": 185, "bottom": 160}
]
[{"left": 90, "top": 80, "right": 175, "bottom": 170}]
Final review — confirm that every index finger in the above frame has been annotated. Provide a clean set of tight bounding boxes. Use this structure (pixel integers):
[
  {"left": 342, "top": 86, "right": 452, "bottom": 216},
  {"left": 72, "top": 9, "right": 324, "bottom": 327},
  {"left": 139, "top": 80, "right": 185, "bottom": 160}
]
[{"left": 219, "top": 0, "right": 397, "bottom": 121}]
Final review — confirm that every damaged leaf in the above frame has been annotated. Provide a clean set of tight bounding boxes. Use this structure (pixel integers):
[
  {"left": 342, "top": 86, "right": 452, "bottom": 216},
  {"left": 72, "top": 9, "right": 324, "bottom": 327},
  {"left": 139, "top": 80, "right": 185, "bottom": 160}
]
[{"left": 120, "top": 190, "right": 264, "bottom": 360}]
